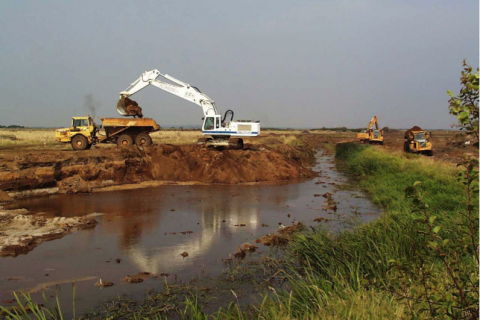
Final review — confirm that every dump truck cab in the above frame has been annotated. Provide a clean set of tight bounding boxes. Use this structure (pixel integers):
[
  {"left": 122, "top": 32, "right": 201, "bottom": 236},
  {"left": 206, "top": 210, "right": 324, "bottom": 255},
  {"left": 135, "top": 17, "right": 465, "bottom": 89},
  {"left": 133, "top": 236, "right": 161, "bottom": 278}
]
[
  {"left": 55, "top": 116, "right": 99, "bottom": 150},
  {"left": 404, "top": 129, "right": 433, "bottom": 156}
]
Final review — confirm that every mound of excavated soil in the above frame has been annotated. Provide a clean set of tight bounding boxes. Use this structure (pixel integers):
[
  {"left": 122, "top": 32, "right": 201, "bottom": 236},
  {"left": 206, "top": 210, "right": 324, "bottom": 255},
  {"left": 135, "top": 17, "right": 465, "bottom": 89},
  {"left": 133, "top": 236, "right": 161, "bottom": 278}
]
[
  {"left": 0, "top": 209, "right": 98, "bottom": 257},
  {"left": 404, "top": 126, "right": 423, "bottom": 138},
  {"left": 0, "top": 143, "right": 317, "bottom": 195}
]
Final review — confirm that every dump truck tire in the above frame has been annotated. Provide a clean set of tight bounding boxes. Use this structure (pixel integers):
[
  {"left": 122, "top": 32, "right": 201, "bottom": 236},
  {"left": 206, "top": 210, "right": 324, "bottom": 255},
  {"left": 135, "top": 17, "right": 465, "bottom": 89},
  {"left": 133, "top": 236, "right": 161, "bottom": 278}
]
[
  {"left": 71, "top": 135, "right": 90, "bottom": 151},
  {"left": 117, "top": 134, "right": 133, "bottom": 146},
  {"left": 135, "top": 133, "right": 152, "bottom": 146},
  {"left": 426, "top": 150, "right": 433, "bottom": 157},
  {"left": 403, "top": 141, "right": 409, "bottom": 152}
]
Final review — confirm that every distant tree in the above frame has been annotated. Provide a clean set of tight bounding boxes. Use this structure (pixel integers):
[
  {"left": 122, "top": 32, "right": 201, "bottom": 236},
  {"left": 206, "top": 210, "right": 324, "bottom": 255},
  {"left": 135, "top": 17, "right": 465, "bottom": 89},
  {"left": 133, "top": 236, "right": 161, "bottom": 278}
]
[
  {"left": 447, "top": 60, "right": 479, "bottom": 146},
  {"left": 382, "top": 126, "right": 390, "bottom": 132}
]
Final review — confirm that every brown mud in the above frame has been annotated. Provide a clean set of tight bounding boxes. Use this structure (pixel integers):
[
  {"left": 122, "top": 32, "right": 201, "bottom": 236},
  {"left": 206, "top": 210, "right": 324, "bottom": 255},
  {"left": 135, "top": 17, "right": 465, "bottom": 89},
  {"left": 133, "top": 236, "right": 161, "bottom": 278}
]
[
  {"left": 255, "top": 222, "right": 306, "bottom": 246},
  {"left": 0, "top": 208, "right": 98, "bottom": 257},
  {"left": 0, "top": 141, "right": 317, "bottom": 198}
]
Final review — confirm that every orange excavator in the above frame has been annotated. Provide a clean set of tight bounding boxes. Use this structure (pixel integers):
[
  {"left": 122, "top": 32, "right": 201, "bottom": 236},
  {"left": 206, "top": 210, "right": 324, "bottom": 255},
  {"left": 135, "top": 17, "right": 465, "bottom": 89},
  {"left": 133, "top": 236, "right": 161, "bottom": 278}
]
[{"left": 356, "top": 116, "right": 384, "bottom": 145}]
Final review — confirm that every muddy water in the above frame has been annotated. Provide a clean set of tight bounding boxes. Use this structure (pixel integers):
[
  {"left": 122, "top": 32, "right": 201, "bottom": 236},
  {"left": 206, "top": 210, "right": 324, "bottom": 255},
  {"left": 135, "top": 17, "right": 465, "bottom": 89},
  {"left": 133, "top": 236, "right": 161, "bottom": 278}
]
[{"left": 0, "top": 150, "right": 381, "bottom": 315}]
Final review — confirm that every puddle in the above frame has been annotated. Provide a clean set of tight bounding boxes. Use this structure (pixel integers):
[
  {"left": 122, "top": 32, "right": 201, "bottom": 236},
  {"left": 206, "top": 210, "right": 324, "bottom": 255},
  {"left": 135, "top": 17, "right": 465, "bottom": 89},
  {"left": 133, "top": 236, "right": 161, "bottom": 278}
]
[{"left": 0, "top": 150, "right": 381, "bottom": 314}]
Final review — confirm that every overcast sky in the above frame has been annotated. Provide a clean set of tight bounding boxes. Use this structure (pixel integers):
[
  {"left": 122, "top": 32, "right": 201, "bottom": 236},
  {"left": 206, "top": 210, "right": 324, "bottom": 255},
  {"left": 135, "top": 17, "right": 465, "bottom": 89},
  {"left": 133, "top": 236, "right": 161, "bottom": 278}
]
[{"left": 0, "top": 0, "right": 478, "bottom": 129}]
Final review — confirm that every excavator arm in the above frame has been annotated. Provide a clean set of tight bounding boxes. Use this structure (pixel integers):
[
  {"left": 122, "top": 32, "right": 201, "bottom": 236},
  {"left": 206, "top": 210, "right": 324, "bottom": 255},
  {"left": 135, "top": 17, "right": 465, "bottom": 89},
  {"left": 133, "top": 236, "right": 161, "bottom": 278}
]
[
  {"left": 117, "top": 69, "right": 218, "bottom": 117},
  {"left": 366, "top": 116, "right": 379, "bottom": 131}
]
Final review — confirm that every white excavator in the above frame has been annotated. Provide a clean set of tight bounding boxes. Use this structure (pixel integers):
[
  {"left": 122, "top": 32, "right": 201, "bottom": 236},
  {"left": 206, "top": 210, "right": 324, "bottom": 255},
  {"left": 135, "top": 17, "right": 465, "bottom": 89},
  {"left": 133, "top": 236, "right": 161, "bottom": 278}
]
[{"left": 117, "top": 70, "right": 260, "bottom": 149}]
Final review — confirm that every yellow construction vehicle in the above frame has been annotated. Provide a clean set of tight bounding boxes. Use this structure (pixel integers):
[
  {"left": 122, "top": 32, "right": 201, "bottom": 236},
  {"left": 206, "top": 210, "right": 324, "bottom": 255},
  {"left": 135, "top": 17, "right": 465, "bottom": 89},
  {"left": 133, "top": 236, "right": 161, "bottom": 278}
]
[
  {"left": 356, "top": 116, "right": 384, "bottom": 145},
  {"left": 404, "top": 126, "right": 433, "bottom": 156},
  {"left": 55, "top": 116, "right": 160, "bottom": 150},
  {"left": 356, "top": 130, "right": 369, "bottom": 142}
]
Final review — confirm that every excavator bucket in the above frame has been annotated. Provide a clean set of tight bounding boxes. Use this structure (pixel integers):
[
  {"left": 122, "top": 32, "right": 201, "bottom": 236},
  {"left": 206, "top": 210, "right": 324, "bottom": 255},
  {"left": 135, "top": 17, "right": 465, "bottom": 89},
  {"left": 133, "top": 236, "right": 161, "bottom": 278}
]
[
  {"left": 116, "top": 97, "right": 128, "bottom": 116},
  {"left": 116, "top": 97, "right": 143, "bottom": 118}
]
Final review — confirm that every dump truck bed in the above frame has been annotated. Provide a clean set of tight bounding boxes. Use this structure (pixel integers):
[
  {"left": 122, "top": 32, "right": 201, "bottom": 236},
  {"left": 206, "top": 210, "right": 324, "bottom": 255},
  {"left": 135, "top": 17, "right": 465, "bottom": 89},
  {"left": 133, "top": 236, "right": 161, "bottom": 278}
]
[{"left": 100, "top": 118, "right": 160, "bottom": 130}]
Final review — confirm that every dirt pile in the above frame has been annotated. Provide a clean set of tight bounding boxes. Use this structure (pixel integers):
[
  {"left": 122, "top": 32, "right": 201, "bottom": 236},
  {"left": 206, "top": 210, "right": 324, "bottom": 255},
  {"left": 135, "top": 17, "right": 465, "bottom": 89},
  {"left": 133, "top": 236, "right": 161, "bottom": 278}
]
[
  {"left": 404, "top": 126, "right": 423, "bottom": 139},
  {"left": 0, "top": 142, "right": 317, "bottom": 196},
  {"left": 255, "top": 222, "right": 305, "bottom": 246},
  {"left": 446, "top": 133, "right": 476, "bottom": 148},
  {"left": 147, "top": 144, "right": 315, "bottom": 184},
  {"left": 0, "top": 209, "right": 98, "bottom": 257},
  {"left": 118, "top": 97, "right": 143, "bottom": 118}
]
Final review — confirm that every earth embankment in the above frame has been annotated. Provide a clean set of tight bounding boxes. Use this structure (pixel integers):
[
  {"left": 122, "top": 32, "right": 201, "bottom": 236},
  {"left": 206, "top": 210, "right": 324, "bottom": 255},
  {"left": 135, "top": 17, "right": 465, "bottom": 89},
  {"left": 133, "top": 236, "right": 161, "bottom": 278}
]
[{"left": 0, "top": 142, "right": 317, "bottom": 196}]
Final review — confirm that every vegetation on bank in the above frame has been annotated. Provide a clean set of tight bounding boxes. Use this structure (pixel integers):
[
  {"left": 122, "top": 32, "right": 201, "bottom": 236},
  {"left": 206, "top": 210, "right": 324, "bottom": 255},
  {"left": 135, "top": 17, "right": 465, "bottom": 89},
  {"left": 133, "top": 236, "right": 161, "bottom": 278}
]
[{"left": 213, "top": 143, "right": 477, "bottom": 320}]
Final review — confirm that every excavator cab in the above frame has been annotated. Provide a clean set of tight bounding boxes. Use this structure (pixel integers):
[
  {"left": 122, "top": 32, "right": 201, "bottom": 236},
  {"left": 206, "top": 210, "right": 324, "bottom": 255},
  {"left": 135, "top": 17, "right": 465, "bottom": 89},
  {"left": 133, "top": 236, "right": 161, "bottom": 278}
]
[{"left": 203, "top": 115, "right": 222, "bottom": 131}]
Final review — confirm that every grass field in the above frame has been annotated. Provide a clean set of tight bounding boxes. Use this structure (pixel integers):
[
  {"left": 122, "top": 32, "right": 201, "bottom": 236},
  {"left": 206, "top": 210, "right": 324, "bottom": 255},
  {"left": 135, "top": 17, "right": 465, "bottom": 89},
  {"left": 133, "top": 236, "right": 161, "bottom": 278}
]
[
  {"left": 0, "top": 128, "right": 354, "bottom": 148},
  {"left": 0, "top": 129, "right": 56, "bottom": 147}
]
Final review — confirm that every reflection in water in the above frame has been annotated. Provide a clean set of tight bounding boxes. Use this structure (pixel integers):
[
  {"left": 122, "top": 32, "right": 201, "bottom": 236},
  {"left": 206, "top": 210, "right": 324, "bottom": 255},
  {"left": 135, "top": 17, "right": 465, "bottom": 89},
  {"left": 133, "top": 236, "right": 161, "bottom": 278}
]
[
  {"left": 116, "top": 186, "right": 281, "bottom": 274},
  {"left": 1, "top": 150, "right": 381, "bottom": 317}
]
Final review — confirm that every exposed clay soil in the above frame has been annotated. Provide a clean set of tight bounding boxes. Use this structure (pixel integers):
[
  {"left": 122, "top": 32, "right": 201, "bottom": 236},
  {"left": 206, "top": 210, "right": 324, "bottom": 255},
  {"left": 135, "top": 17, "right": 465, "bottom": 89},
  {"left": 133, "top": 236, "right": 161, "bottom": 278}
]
[
  {"left": 0, "top": 141, "right": 317, "bottom": 197},
  {"left": 0, "top": 208, "right": 98, "bottom": 257}
]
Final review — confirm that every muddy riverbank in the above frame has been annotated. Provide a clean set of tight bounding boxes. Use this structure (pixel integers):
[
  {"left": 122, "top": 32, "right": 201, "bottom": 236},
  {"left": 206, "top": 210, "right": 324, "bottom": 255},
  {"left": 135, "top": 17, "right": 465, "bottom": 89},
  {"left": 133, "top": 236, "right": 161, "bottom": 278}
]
[
  {"left": 0, "top": 150, "right": 381, "bottom": 317},
  {"left": 0, "top": 141, "right": 316, "bottom": 198},
  {"left": 0, "top": 209, "right": 98, "bottom": 257}
]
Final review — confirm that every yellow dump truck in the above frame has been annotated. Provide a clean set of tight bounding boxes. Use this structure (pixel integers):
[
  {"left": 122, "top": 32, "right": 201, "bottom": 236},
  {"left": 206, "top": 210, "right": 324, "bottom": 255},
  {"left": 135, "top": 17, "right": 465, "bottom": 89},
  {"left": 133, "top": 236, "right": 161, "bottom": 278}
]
[
  {"left": 404, "top": 126, "right": 433, "bottom": 156},
  {"left": 55, "top": 116, "right": 160, "bottom": 150}
]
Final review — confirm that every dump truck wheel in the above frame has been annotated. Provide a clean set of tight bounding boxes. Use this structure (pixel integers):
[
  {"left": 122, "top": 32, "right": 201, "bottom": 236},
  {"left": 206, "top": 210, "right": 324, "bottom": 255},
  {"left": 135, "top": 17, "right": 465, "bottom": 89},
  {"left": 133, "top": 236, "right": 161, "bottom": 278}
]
[
  {"left": 117, "top": 134, "right": 133, "bottom": 146},
  {"left": 403, "top": 141, "right": 409, "bottom": 152},
  {"left": 135, "top": 133, "right": 152, "bottom": 146},
  {"left": 71, "top": 135, "right": 90, "bottom": 151},
  {"left": 426, "top": 150, "right": 434, "bottom": 157}
]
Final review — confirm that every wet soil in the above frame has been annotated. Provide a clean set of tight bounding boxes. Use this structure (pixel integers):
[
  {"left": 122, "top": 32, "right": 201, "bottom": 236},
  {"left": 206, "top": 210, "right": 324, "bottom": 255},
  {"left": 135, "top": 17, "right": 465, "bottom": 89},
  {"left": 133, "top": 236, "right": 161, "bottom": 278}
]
[
  {"left": 0, "top": 150, "right": 381, "bottom": 316},
  {"left": 0, "top": 142, "right": 316, "bottom": 197},
  {"left": 0, "top": 209, "right": 98, "bottom": 257}
]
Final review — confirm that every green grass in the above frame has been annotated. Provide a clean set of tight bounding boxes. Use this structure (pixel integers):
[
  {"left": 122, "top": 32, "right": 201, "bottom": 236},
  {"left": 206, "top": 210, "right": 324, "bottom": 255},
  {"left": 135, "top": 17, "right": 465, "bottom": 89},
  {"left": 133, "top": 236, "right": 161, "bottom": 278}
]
[{"left": 232, "top": 143, "right": 478, "bottom": 319}]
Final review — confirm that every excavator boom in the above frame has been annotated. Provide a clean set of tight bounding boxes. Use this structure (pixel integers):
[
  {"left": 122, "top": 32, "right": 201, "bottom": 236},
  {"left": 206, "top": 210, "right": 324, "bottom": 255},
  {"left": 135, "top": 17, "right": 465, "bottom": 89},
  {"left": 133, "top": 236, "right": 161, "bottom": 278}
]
[
  {"left": 117, "top": 69, "right": 260, "bottom": 148},
  {"left": 118, "top": 70, "right": 218, "bottom": 117}
]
